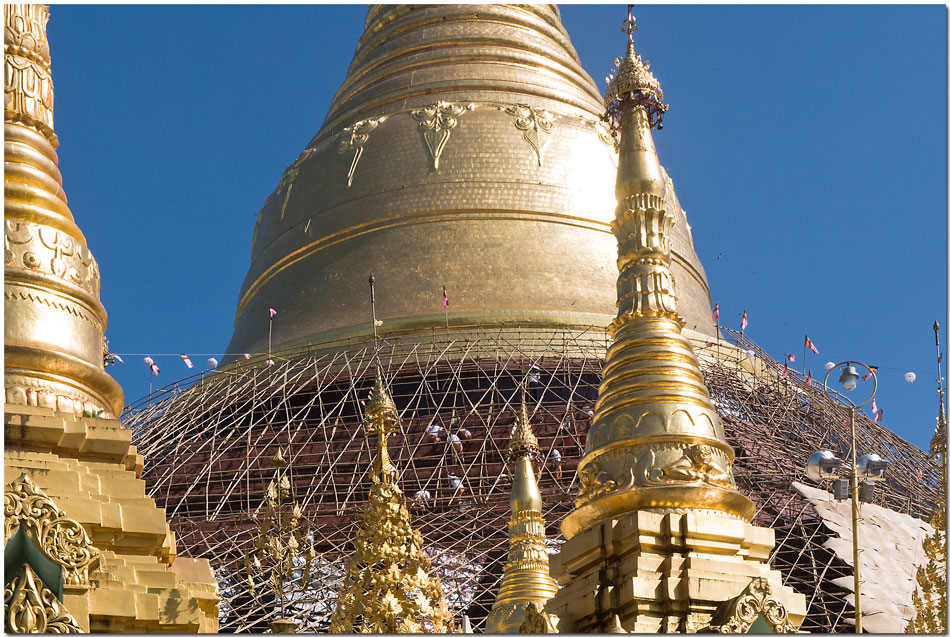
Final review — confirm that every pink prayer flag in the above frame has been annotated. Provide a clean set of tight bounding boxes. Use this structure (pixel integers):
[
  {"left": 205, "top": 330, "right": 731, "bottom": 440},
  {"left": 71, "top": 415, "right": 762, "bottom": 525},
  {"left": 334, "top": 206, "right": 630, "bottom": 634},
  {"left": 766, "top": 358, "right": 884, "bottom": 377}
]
[
  {"left": 243, "top": 353, "right": 252, "bottom": 359},
  {"left": 150, "top": 362, "right": 160, "bottom": 376},
  {"left": 740, "top": 310, "right": 748, "bottom": 331},
  {"left": 712, "top": 303, "right": 719, "bottom": 324},
  {"left": 269, "top": 308, "right": 277, "bottom": 319},
  {"left": 180, "top": 355, "right": 194, "bottom": 369},
  {"left": 786, "top": 354, "right": 795, "bottom": 362}
]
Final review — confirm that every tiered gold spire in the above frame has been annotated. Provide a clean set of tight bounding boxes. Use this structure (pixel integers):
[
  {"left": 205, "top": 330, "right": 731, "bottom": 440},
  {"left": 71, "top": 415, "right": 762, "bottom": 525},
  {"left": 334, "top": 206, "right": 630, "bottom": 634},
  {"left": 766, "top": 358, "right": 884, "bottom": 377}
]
[
  {"left": 4, "top": 4, "right": 123, "bottom": 417},
  {"left": 544, "top": 12, "right": 804, "bottom": 632},
  {"left": 561, "top": 12, "right": 754, "bottom": 538},
  {"left": 330, "top": 368, "right": 453, "bottom": 633},
  {"left": 906, "top": 321, "right": 947, "bottom": 633},
  {"left": 485, "top": 387, "right": 558, "bottom": 633}
]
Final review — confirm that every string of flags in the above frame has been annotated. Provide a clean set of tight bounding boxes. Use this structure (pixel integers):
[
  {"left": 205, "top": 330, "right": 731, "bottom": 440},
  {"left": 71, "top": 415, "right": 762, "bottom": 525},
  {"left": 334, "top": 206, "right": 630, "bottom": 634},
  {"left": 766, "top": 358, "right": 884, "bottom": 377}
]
[
  {"left": 143, "top": 356, "right": 159, "bottom": 376},
  {"left": 116, "top": 304, "right": 921, "bottom": 434}
]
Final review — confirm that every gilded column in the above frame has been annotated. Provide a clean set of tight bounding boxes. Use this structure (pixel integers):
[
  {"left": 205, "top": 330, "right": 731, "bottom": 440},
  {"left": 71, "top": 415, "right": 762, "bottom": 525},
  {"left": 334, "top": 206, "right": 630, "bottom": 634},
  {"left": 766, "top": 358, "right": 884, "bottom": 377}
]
[
  {"left": 561, "top": 31, "right": 753, "bottom": 540},
  {"left": 4, "top": 4, "right": 123, "bottom": 418},
  {"left": 330, "top": 369, "right": 454, "bottom": 633},
  {"left": 486, "top": 391, "right": 558, "bottom": 633}
]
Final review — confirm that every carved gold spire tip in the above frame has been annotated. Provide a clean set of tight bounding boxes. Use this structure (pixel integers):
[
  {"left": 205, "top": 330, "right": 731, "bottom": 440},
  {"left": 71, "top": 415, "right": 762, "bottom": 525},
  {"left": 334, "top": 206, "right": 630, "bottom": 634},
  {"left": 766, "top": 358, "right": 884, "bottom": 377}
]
[{"left": 509, "top": 385, "right": 539, "bottom": 459}]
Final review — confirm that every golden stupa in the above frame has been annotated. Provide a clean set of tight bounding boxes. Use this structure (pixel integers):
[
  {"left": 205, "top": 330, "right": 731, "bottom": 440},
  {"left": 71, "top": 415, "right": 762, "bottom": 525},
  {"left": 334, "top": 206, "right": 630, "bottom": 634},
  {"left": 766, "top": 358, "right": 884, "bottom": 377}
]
[
  {"left": 124, "top": 5, "right": 941, "bottom": 633},
  {"left": 225, "top": 3, "right": 715, "bottom": 361}
]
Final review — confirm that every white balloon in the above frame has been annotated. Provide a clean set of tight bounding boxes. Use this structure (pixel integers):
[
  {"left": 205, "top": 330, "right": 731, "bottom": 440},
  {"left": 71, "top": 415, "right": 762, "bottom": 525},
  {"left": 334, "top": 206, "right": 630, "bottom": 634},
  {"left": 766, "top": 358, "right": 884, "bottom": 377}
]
[
  {"left": 824, "top": 361, "right": 835, "bottom": 371},
  {"left": 745, "top": 350, "right": 755, "bottom": 358},
  {"left": 208, "top": 357, "right": 218, "bottom": 369},
  {"left": 905, "top": 371, "right": 917, "bottom": 383}
]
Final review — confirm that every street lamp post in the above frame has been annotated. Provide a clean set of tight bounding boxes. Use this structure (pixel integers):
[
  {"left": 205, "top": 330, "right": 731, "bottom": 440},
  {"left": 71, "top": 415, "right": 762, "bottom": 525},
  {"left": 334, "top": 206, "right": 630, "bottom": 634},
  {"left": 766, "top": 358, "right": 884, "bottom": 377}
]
[{"left": 803, "top": 360, "right": 887, "bottom": 634}]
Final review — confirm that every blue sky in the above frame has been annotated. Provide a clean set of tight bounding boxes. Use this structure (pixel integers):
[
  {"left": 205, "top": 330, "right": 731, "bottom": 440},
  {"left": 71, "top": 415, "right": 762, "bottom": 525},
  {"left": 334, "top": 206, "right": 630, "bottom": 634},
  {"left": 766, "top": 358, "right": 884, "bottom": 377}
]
[{"left": 47, "top": 5, "right": 945, "bottom": 451}]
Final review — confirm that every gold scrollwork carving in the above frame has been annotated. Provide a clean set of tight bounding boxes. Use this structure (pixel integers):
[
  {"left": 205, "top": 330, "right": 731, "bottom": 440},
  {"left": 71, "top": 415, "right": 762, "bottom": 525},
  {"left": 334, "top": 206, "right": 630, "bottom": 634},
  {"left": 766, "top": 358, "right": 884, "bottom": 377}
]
[
  {"left": 5, "top": 221, "right": 100, "bottom": 296},
  {"left": 336, "top": 116, "right": 386, "bottom": 188},
  {"left": 701, "top": 578, "right": 794, "bottom": 633},
  {"left": 4, "top": 473, "right": 99, "bottom": 587},
  {"left": 4, "top": 564, "right": 82, "bottom": 633},
  {"left": 411, "top": 101, "right": 472, "bottom": 171},
  {"left": 504, "top": 104, "right": 556, "bottom": 167}
]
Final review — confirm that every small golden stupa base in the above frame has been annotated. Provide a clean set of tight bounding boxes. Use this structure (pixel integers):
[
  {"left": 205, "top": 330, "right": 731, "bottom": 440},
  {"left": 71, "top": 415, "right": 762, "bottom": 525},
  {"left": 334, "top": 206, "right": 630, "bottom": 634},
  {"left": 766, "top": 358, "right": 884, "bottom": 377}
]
[{"left": 544, "top": 509, "right": 805, "bottom": 633}]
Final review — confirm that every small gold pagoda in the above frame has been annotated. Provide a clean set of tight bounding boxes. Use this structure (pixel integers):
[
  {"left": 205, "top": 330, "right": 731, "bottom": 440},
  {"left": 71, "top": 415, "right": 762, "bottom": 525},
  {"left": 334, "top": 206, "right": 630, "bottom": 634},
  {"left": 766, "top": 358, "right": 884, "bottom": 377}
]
[
  {"left": 4, "top": 4, "right": 217, "bottom": 631},
  {"left": 485, "top": 388, "right": 559, "bottom": 632},
  {"left": 542, "top": 12, "right": 805, "bottom": 632},
  {"left": 330, "top": 369, "right": 454, "bottom": 633}
]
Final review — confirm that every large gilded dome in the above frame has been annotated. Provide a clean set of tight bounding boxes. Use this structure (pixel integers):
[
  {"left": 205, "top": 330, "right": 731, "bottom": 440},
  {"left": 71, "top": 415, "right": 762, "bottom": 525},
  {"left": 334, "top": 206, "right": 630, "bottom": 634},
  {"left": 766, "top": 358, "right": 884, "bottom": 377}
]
[{"left": 224, "top": 4, "right": 713, "bottom": 361}]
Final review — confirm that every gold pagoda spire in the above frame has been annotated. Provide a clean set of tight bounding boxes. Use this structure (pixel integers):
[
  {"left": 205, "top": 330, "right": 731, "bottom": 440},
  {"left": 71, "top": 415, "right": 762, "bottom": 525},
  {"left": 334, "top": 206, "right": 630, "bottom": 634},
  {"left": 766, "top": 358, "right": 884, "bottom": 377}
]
[
  {"left": 330, "top": 368, "right": 454, "bottom": 633},
  {"left": 561, "top": 10, "right": 754, "bottom": 539},
  {"left": 4, "top": 4, "right": 123, "bottom": 417},
  {"left": 486, "top": 386, "right": 558, "bottom": 633}
]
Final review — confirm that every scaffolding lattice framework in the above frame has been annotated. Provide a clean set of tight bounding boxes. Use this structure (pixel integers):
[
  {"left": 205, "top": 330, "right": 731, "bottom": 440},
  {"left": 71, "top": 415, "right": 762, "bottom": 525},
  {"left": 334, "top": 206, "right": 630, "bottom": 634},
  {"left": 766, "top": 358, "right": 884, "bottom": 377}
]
[{"left": 125, "top": 325, "right": 939, "bottom": 633}]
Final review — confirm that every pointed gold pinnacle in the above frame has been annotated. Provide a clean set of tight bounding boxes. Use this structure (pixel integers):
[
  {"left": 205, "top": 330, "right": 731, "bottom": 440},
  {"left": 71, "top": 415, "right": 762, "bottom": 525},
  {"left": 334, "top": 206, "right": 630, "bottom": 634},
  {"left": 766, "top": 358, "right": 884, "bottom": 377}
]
[{"left": 509, "top": 384, "right": 539, "bottom": 459}]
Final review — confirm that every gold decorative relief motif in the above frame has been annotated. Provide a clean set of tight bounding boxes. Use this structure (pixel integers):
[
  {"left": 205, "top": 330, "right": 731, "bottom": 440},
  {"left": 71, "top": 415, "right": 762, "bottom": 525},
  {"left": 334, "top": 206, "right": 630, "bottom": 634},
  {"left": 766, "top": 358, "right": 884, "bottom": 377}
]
[
  {"left": 275, "top": 147, "right": 318, "bottom": 219},
  {"left": 411, "top": 101, "right": 472, "bottom": 170},
  {"left": 4, "top": 5, "right": 56, "bottom": 143},
  {"left": 4, "top": 221, "right": 100, "bottom": 296},
  {"left": 659, "top": 444, "right": 733, "bottom": 489},
  {"left": 575, "top": 460, "right": 618, "bottom": 507},
  {"left": 519, "top": 602, "right": 556, "bottom": 633},
  {"left": 701, "top": 578, "right": 794, "bottom": 633},
  {"left": 4, "top": 474, "right": 99, "bottom": 587},
  {"left": 504, "top": 104, "right": 555, "bottom": 166},
  {"left": 4, "top": 564, "right": 82, "bottom": 633},
  {"left": 336, "top": 116, "right": 386, "bottom": 188}
]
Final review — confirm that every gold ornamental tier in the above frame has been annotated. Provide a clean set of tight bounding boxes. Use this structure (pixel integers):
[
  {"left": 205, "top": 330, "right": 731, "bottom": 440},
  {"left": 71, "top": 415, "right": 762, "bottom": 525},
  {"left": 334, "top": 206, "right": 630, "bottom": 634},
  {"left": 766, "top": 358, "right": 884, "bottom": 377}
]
[
  {"left": 4, "top": 3, "right": 123, "bottom": 417},
  {"left": 224, "top": 4, "right": 714, "bottom": 362}
]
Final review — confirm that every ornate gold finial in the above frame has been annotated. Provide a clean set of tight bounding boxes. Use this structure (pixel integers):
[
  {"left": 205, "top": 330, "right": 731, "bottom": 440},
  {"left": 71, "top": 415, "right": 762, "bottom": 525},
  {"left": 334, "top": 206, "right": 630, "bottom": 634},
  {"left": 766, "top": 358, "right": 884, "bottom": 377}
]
[
  {"left": 561, "top": 10, "right": 754, "bottom": 538},
  {"left": 5, "top": 4, "right": 124, "bottom": 418},
  {"left": 486, "top": 390, "right": 557, "bottom": 633},
  {"left": 243, "top": 450, "right": 314, "bottom": 633},
  {"left": 330, "top": 369, "right": 453, "bottom": 633},
  {"left": 605, "top": 6, "right": 668, "bottom": 130}
]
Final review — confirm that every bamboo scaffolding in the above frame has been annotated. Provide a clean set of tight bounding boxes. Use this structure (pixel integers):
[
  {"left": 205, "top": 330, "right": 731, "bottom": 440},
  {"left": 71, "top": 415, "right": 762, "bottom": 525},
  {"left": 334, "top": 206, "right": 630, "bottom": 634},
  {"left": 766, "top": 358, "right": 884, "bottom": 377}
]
[{"left": 125, "top": 325, "right": 937, "bottom": 633}]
